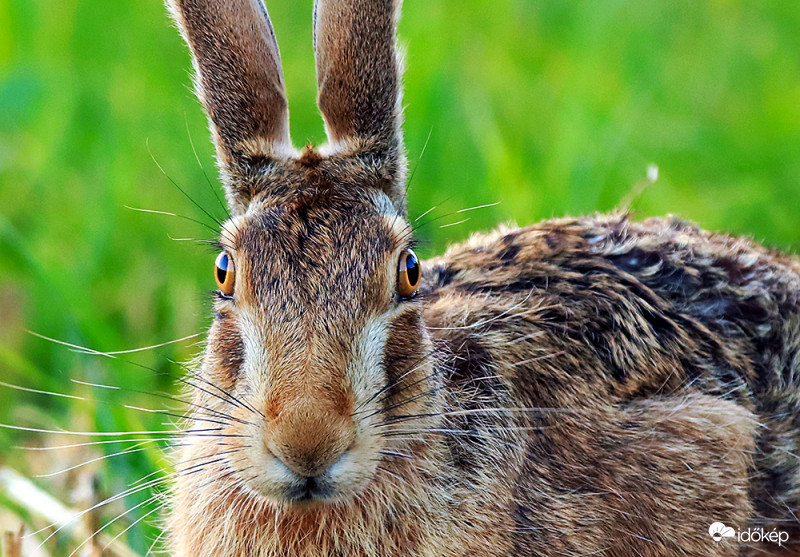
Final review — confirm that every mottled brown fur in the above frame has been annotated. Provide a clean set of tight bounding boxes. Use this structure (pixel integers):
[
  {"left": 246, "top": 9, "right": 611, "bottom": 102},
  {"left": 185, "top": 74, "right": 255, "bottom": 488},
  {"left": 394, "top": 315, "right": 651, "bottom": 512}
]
[{"left": 164, "top": 0, "right": 800, "bottom": 555}]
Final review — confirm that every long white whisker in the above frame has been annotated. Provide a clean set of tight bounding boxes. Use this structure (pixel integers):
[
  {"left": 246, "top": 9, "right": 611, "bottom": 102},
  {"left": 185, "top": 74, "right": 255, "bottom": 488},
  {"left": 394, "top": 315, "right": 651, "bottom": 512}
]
[
  {"left": 0, "top": 423, "right": 230, "bottom": 437},
  {"left": 35, "top": 444, "right": 151, "bottom": 478},
  {"left": 29, "top": 474, "right": 172, "bottom": 547},
  {"left": 439, "top": 218, "right": 470, "bottom": 228},
  {"left": 26, "top": 331, "right": 114, "bottom": 358},
  {"left": 17, "top": 437, "right": 177, "bottom": 451},
  {"left": 124, "top": 206, "right": 181, "bottom": 217},
  {"left": 72, "top": 378, "right": 254, "bottom": 426},
  {"left": 72, "top": 332, "right": 203, "bottom": 355},
  {"left": 68, "top": 493, "right": 163, "bottom": 557},
  {"left": 427, "top": 292, "right": 537, "bottom": 331},
  {"left": 102, "top": 498, "right": 169, "bottom": 555},
  {"left": 146, "top": 527, "right": 168, "bottom": 556},
  {"left": 414, "top": 205, "right": 437, "bottom": 222},
  {"left": 0, "top": 380, "right": 84, "bottom": 400},
  {"left": 456, "top": 201, "right": 501, "bottom": 213}
]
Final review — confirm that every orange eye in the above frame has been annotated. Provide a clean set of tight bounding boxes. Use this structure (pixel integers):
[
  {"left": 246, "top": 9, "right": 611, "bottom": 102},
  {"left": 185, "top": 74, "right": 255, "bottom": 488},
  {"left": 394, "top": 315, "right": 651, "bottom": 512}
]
[
  {"left": 215, "top": 252, "right": 236, "bottom": 297},
  {"left": 397, "top": 249, "right": 421, "bottom": 300}
]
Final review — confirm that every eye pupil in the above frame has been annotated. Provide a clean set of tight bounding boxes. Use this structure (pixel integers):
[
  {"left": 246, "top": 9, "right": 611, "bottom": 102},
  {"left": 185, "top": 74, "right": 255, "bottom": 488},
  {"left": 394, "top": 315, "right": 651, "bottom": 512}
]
[
  {"left": 216, "top": 254, "right": 229, "bottom": 283},
  {"left": 405, "top": 252, "right": 420, "bottom": 286},
  {"left": 215, "top": 252, "right": 236, "bottom": 296}
]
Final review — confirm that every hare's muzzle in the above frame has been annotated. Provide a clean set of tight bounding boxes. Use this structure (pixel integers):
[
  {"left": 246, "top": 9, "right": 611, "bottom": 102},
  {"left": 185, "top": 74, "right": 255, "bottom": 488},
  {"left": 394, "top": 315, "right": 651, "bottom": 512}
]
[{"left": 264, "top": 396, "right": 356, "bottom": 501}]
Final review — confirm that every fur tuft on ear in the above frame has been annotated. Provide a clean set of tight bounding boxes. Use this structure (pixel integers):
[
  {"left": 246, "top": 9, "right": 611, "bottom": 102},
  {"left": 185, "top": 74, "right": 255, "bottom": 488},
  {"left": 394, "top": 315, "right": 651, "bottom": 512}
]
[
  {"left": 168, "top": 0, "right": 294, "bottom": 213},
  {"left": 313, "top": 0, "right": 408, "bottom": 212}
]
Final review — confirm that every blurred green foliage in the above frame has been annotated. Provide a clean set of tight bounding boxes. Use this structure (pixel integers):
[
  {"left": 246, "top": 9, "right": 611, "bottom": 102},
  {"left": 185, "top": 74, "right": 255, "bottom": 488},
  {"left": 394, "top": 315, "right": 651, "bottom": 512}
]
[{"left": 0, "top": 0, "right": 798, "bottom": 552}]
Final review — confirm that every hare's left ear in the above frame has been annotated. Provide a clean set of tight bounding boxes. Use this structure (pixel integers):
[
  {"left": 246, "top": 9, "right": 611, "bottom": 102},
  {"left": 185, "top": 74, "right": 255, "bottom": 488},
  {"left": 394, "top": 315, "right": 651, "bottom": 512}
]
[
  {"left": 313, "top": 0, "right": 407, "bottom": 213},
  {"left": 168, "top": 0, "right": 293, "bottom": 214}
]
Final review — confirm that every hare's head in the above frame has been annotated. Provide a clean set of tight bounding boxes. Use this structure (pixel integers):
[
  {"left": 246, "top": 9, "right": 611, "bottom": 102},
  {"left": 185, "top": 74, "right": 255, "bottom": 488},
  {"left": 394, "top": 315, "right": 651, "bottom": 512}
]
[{"left": 169, "top": 0, "right": 437, "bottom": 507}]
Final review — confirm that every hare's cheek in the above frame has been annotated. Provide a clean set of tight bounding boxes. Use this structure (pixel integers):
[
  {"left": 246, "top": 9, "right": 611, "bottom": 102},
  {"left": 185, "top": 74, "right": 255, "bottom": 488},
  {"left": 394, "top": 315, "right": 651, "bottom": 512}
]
[
  {"left": 380, "top": 311, "right": 431, "bottom": 413},
  {"left": 206, "top": 314, "right": 246, "bottom": 388},
  {"left": 346, "top": 315, "right": 393, "bottom": 412}
]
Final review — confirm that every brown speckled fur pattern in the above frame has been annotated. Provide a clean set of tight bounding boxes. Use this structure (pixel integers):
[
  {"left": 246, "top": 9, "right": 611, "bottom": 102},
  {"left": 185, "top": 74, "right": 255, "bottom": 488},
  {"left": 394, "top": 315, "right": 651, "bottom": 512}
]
[{"left": 165, "top": 0, "right": 800, "bottom": 555}]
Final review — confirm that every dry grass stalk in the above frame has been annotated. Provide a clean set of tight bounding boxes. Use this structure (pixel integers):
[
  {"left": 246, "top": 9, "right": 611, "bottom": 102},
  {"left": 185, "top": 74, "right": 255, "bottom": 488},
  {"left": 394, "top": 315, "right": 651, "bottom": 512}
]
[
  {"left": 2, "top": 524, "right": 23, "bottom": 557},
  {"left": 0, "top": 468, "right": 142, "bottom": 557}
]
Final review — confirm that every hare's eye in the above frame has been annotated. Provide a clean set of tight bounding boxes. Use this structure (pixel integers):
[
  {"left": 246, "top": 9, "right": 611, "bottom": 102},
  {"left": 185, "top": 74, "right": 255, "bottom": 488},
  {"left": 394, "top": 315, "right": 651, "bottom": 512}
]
[
  {"left": 397, "top": 249, "right": 421, "bottom": 300},
  {"left": 215, "top": 252, "right": 236, "bottom": 297}
]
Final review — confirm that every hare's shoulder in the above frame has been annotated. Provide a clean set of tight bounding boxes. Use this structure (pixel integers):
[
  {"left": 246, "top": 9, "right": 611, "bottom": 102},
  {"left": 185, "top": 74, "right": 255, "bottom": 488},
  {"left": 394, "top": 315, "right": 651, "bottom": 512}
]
[{"left": 421, "top": 213, "right": 800, "bottom": 400}]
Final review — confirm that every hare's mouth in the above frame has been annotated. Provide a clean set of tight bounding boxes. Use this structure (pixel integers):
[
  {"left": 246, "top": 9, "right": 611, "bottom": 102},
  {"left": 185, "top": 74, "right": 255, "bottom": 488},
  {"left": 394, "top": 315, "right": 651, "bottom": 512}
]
[
  {"left": 240, "top": 440, "right": 376, "bottom": 507},
  {"left": 283, "top": 475, "right": 335, "bottom": 504}
]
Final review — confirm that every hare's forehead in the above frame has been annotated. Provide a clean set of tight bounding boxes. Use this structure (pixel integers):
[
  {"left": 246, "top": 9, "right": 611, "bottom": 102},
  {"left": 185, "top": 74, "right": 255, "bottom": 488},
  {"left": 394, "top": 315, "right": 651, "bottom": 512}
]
[{"left": 219, "top": 202, "right": 411, "bottom": 272}]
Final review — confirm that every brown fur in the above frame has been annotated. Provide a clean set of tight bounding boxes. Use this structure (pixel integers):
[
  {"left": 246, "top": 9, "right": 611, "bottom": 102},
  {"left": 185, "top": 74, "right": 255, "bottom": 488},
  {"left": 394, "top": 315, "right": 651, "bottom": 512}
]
[{"left": 164, "top": 0, "right": 800, "bottom": 555}]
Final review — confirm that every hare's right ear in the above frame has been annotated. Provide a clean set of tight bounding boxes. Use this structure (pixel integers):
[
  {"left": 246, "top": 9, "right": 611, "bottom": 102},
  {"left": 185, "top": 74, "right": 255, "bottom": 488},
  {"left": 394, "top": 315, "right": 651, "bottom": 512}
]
[{"left": 168, "top": 0, "right": 292, "bottom": 214}]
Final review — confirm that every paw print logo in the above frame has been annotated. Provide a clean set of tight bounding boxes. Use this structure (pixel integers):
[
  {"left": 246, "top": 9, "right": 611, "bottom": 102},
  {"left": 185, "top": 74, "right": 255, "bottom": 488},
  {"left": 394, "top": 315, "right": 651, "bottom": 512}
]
[{"left": 709, "top": 522, "right": 736, "bottom": 542}]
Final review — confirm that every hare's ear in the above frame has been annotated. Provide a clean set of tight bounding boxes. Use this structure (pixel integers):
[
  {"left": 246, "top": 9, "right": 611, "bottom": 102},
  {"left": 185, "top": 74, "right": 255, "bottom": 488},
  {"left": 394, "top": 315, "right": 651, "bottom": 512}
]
[
  {"left": 313, "top": 0, "right": 407, "bottom": 212},
  {"left": 168, "top": 0, "right": 292, "bottom": 213}
]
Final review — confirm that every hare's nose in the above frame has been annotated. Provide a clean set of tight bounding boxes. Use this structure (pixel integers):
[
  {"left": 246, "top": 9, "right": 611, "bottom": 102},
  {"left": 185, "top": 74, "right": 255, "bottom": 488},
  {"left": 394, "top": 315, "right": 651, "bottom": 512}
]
[
  {"left": 269, "top": 403, "right": 355, "bottom": 479},
  {"left": 272, "top": 440, "right": 350, "bottom": 479}
]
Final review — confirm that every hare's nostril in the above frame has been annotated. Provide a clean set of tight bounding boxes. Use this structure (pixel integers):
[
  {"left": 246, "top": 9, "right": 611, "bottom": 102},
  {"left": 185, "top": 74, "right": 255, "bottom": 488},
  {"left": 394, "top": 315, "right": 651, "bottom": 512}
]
[{"left": 271, "top": 445, "right": 349, "bottom": 481}]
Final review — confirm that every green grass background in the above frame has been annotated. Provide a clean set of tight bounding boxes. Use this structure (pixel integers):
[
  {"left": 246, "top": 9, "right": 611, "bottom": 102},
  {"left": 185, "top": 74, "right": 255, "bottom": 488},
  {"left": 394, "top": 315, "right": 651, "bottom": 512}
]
[{"left": 0, "top": 0, "right": 799, "bottom": 553}]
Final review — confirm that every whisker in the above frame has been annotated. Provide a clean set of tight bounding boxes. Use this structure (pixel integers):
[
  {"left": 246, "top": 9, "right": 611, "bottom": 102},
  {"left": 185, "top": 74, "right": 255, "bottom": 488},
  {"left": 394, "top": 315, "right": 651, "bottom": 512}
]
[
  {"left": 147, "top": 138, "right": 223, "bottom": 229},
  {"left": 456, "top": 201, "right": 501, "bottom": 213},
  {"left": 29, "top": 473, "right": 173, "bottom": 546},
  {"left": 442, "top": 406, "right": 576, "bottom": 416},
  {"left": 146, "top": 528, "right": 168, "bottom": 556},
  {"left": 374, "top": 413, "right": 440, "bottom": 427},
  {"left": 404, "top": 126, "right": 433, "bottom": 195},
  {"left": 102, "top": 498, "right": 169, "bottom": 555},
  {"left": 28, "top": 332, "right": 256, "bottom": 425},
  {"left": 0, "top": 423, "right": 236, "bottom": 437},
  {"left": 439, "top": 218, "right": 470, "bottom": 229},
  {"left": 381, "top": 425, "right": 554, "bottom": 436},
  {"left": 370, "top": 386, "right": 441, "bottom": 418},
  {"left": 168, "top": 235, "right": 217, "bottom": 245},
  {"left": 17, "top": 437, "right": 179, "bottom": 451},
  {"left": 0, "top": 380, "right": 83, "bottom": 401},
  {"left": 184, "top": 113, "right": 231, "bottom": 220},
  {"left": 73, "top": 378, "right": 253, "bottom": 427},
  {"left": 414, "top": 205, "right": 437, "bottom": 223},
  {"left": 0, "top": 380, "right": 245, "bottom": 428},
  {"left": 70, "top": 332, "right": 203, "bottom": 356},
  {"left": 125, "top": 205, "right": 219, "bottom": 234},
  {"left": 35, "top": 444, "right": 152, "bottom": 478},
  {"left": 68, "top": 492, "right": 164, "bottom": 557},
  {"left": 168, "top": 358, "right": 264, "bottom": 418},
  {"left": 352, "top": 350, "right": 434, "bottom": 414}
]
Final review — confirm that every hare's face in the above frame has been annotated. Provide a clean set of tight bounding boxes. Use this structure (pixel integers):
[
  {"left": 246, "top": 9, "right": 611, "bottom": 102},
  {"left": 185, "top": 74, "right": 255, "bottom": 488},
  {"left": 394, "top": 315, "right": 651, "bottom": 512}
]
[
  {"left": 168, "top": 0, "right": 417, "bottom": 508},
  {"left": 200, "top": 187, "right": 434, "bottom": 506}
]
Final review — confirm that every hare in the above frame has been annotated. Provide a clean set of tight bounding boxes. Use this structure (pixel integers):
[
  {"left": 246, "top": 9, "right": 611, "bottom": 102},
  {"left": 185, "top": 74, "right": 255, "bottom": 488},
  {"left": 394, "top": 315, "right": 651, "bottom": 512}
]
[{"left": 165, "top": 0, "right": 800, "bottom": 555}]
